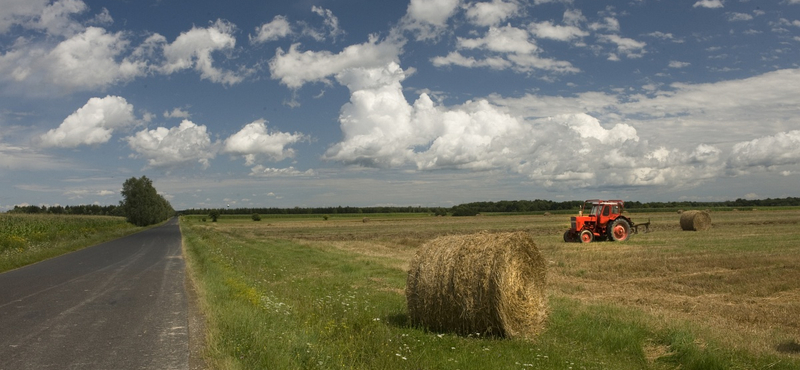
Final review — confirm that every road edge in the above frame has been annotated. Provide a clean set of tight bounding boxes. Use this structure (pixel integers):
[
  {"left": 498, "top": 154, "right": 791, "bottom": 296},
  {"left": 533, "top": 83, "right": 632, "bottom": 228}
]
[{"left": 182, "top": 232, "right": 207, "bottom": 370}]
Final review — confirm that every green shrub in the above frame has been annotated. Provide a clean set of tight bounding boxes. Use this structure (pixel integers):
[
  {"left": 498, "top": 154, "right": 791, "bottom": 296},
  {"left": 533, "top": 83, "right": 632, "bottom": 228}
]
[{"left": 451, "top": 205, "right": 479, "bottom": 216}]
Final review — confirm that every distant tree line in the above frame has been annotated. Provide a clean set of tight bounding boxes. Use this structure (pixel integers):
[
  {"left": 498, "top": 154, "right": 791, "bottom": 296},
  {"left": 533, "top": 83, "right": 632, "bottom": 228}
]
[
  {"left": 10, "top": 196, "right": 799, "bottom": 218},
  {"left": 8, "top": 204, "right": 122, "bottom": 216},
  {"left": 449, "top": 197, "right": 800, "bottom": 216},
  {"left": 181, "top": 197, "right": 800, "bottom": 217},
  {"left": 7, "top": 176, "right": 174, "bottom": 227},
  {"left": 625, "top": 197, "right": 800, "bottom": 209},
  {"left": 449, "top": 200, "right": 585, "bottom": 216}
]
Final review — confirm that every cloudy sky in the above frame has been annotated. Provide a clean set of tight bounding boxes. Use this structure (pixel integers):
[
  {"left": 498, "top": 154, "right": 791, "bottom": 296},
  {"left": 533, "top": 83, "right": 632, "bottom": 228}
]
[{"left": 1, "top": 0, "right": 799, "bottom": 211}]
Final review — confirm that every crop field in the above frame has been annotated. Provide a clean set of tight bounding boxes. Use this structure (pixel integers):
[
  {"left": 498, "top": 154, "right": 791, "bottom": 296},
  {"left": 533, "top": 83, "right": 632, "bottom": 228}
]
[
  {"left": 181, "top": 210, "right": 800, "bottom": 369},
  {"left": 0, "top": 214, "right": 139, "bottom": 272}
]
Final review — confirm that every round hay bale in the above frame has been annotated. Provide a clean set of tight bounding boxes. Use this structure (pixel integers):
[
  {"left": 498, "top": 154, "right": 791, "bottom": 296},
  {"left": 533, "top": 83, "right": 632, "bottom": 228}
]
[
  {"left": 362, "top": 217, "right": 370, "bottom": 223},
  {"left": 405, "top": 231, "right": 547, "bottom": 339},
  {"left": 680, "top": 210, "right": 712, "bottom": 231}
]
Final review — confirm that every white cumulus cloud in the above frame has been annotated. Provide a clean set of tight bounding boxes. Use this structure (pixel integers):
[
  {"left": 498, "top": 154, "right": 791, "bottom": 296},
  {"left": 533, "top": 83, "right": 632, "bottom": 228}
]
[
  {"left": 46, "top": 27, "right": 146, "bottom": 89},
  {"left": 163, "top": 108, "right": 191, "bottom": 119},
  {"left": 431, "top": 51, "right": 512, "bottom": 70},
  {"left": 490, "top": 68, "right": 800, "bottom": 173},
  {"left": 0, "top": 1, "right": 210, "bottom": 93},
  {"left": 251, "top": 7, "right": 344, "bottom": 45},
  {"left": 726, "top": 130, "right": 800, "bottom": 174},
  {"left": 249, "top": 165, "right": 316, "bottom": 177},
  {"left": 0, "top": 26, "right": 148, "bottom": 92},
  {"left": 598, "top": 34, "right": 647, "bottom": 59},
  {"left": 303, "top": 6, "right": 345, "bottom": 42},
  {"left": 694, "top": 0, "right": 724, "bottom": 9},
  {"left": 269, "top": 35, "right": 403, "bottom": 89},
  {"left": 38, "top": 0, "right": 89, "bottom": 36},
  {"left": 400, "top": 0, "right": 461, "bottom": 40},
  {"left": 320, "top": 61, "right": 736, "bottom": 191},
  {"left": 0, "top": 0, "right": 48, "bottom": 34},
  {"left": 222, "top": 119, "right": 308, "bottom": 165},
  {"left": 589, "top": 16, "right": 620, "bottom": 32},
  {"left": 0, "top": 0, "right": 89, "bottom": 37},
  {"left": 126, "top": 120, "right": 216, "bottom": 170},
  {"left": 412, "top": 97, "right": 528, "bottom": 171},
  {"left": 458, "top": 25, "right": 538, "bottom": 54},
  {"left": 668, "top": 60, "right": 691, "bottom": 68},
  {"left": 433, "top": 25, "right": 579, "bottom": 73},
  {"left": 529, "top": 21, "right": 588, "bottom": 41},
  {"left": 159, "top": 19, "right": 245, "bottom": 85},
  {"left": 250, "top": 15, "right": 293, "bottom": 44},
  {"left": 40, "top": 95, "right": 136, "bottom": 148},
  {"left": 325, "top": 63, "right": 420, "bottom": 167},
  {"left": 465, "top": 0, "right": 520, "bottom": 27},
  {"left": 727, "top": 12, "right": 753, "bottom": 21},
  {"left": 406, "top": 0, "right": 460, "bottom": 26}
]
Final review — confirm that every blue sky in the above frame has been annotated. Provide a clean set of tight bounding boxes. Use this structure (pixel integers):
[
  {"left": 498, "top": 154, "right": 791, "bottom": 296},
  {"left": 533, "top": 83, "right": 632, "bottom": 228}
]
[{"left": 1, "top": 0, "right": 800, "bottom": 211}]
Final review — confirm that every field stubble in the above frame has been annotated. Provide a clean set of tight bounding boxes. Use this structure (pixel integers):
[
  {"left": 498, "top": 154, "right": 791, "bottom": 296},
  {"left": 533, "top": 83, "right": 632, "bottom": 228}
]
[
  {"left": 209, "top": 211, "right": 799, "bottom": 353},
  {"left": 185, "top": 209, "right": 800, "bottom": 368}
]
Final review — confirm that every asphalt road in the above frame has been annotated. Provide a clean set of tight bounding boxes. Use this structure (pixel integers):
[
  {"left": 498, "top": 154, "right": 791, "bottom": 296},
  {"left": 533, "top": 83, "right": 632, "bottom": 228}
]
[{"left": 0, "top": 218, "right": 189, "bottom": 370}]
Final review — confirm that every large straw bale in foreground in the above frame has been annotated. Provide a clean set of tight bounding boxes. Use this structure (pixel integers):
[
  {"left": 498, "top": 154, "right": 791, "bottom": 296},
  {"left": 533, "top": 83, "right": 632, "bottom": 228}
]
[
  {"left": 680, "top": 210, "right": 712, "bottom": 231},
  {"left": 405, "top": 231, "right": 547, "bottom": 339}
]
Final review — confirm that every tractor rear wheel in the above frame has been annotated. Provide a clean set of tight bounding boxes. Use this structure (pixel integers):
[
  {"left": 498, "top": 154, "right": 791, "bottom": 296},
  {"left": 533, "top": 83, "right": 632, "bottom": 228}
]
[
  {"left": 579, "top": 230, "right": 593, "bottom": 243},
  {"left": 608, "top": 218, "right": 631, "bottom": 241}
]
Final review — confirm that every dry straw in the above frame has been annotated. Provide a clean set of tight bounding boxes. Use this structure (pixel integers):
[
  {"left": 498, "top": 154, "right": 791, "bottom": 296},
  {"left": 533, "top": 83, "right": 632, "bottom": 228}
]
[
  {"left": 680, "top": 210, "right": 712, "bottom": 231},
  {"left": 405, "top": 231, "right": 547, "bottom": 339}
]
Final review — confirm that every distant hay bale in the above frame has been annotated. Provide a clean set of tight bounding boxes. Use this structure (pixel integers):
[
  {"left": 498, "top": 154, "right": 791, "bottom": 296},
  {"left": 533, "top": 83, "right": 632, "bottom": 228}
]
[
  {"left": 543, "top": 212, "right": 551, "bottom": 217},
  {"left": 680, "top": 210, "right": 712, "bottom": 231},
  {"left": 362, "top": 217, "right": 370, "bottom": 223},
  {"left": 405, "top": 231, "right": 547, "bottom": 339},
  {"left": 677, "top": 210, "right": 683, "bottom": 214}
]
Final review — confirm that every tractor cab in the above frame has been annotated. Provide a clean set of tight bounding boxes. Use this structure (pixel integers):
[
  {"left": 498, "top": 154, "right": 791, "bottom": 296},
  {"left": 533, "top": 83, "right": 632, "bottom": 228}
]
[{"left": 584, "top": 200, "right": 622, "bottom": 225}]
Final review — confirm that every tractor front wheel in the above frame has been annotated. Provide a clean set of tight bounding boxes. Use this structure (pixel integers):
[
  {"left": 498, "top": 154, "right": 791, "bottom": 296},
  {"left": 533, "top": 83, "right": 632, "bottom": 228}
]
[
  {"left": 608, "top": 218, "right": 631, "bottom": 242},
  {"left": 563, "top": 230, "right": 575, "bottom": 242},
  {"left": 579, "top": 230, "right": 593, "bottom": 243}
]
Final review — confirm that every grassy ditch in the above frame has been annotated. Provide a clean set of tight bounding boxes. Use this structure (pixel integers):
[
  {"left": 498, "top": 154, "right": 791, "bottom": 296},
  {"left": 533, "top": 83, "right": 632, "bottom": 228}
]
[
  {"left": 0, "top": 214, "right": 140, "bottom": 272},
  {"left": 181, "top": 211, "right": 800, "bottom": 370}
]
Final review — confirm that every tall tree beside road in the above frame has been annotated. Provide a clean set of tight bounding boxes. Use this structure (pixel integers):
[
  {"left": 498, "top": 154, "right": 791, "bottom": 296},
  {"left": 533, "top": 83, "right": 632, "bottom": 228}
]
[{"left": 120, "top": 176, "right": 174, "bottom": 226}]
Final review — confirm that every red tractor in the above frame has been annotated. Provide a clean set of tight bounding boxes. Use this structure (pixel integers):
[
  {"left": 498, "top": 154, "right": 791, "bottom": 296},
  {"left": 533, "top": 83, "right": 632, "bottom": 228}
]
[{"left": 563, "top": 199, "right": 645, "bottom": 243}]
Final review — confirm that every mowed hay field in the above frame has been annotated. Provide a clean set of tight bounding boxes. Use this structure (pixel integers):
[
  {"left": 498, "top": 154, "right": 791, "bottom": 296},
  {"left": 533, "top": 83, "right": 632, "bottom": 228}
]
[{"left": 181, "top": 209, "right": 800, "bottom": 369}]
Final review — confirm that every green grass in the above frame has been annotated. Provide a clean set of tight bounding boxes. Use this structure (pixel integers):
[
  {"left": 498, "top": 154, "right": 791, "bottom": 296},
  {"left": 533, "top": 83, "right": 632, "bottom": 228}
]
[
  {"left": 0, "top": 214, "right": 140, "bottom": 272},
  {"left": 181, "top": 212, "right": 800, "bottom": 370}
]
